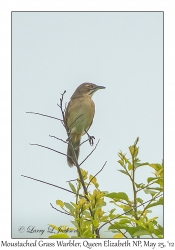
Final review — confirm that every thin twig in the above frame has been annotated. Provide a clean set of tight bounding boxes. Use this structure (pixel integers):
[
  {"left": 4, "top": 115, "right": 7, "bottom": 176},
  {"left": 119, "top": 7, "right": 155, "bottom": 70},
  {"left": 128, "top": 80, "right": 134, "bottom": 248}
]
[
  {"left": 116, "top": 200, "right": 131, "bottom": 206},
  {"left": 87, "top": 161, "right": 107, "bottom": 189},
  {"left": 74, "top": 138, "right": 90, "bottom": 151},
  {"left": 66, "top": 178, "right": 78, "bottom": 183},
  {"left": 137, "top": 180, "right": 158, "bottom": 193},
  {"left": 30, "top": 143, "right": 68, "bottom": 158},
  {"left": 69, "top": 140, "right": 88, "bottom": 194},
  {"left": 131, "top": 141, "right": 138, "bottom": 220},
  {"left": 66, "top": 139, "right": 100, "bottom": 238},
  {"left": 58, "top": 90, "right": 66, "bottom": 121},
  {"left": 79, "top": 140, "right": 100, "bottom": 166},
  {"left": 64, "top": 102, "right": 67, "bottom": 114},
  {"left": 117, "top": 228, "right": 128, "bottom": 238},
  {"left": 50, "top": 203, "right": 71, "bottom": 215},
  {"left": 26, "top": 112, "right": 62, "bottom": 122},
  {"left": 30, "top": 143, "right": 76, "bottom": 169},
  {"left": 49, "top": 135, "right": 68, "bottom": 144},
  {"left": 79, "top": 138, "right": 91, "bottom": 148},
  {"left": 21, "top": 175, "right": 85, "bottom": 198}
]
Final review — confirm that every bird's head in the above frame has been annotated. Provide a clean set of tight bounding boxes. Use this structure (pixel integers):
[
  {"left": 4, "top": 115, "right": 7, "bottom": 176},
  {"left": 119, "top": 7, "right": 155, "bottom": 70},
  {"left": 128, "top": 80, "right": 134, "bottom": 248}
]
[{"left": 71, "top": 82, "right": 105, "bottom": 98}]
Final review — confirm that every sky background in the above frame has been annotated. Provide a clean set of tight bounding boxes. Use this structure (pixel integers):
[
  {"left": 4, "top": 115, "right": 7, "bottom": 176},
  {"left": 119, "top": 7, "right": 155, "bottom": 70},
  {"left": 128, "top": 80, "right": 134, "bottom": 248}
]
[{"left": 12, "top": 12, "right": 163, "bottom": 238}]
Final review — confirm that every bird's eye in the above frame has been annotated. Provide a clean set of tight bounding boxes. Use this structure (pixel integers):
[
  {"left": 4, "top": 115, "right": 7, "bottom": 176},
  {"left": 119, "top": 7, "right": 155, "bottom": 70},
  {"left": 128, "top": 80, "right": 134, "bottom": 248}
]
[{"left": 89, "top": 85, "right": 94, "bottom": 89}]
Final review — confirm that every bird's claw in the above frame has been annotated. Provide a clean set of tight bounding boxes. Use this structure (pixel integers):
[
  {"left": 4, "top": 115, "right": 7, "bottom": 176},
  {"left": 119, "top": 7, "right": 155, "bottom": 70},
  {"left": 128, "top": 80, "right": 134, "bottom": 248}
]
[{"left": 88, "top": 135, "right": 95, "bottom": 146}]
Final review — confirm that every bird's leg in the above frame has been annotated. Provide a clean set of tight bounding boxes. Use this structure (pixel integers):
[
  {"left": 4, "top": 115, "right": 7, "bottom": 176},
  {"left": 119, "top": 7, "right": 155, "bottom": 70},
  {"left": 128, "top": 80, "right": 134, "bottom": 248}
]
[{"left": 85, "top": 130, "right": 95, "bottom": 146}]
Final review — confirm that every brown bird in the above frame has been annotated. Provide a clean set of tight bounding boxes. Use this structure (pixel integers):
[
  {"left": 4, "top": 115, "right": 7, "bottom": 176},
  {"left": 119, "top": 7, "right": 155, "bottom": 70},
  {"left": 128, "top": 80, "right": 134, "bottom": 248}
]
[{"left": 64, "top": 82, "right": 105, "bottom": 167}]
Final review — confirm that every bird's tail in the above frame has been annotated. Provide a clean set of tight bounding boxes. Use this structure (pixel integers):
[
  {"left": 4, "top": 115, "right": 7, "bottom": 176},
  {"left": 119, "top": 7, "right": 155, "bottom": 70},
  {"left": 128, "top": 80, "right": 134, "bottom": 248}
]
[{"left": 67, "top": 134, "right": 81, "bottom": 167}]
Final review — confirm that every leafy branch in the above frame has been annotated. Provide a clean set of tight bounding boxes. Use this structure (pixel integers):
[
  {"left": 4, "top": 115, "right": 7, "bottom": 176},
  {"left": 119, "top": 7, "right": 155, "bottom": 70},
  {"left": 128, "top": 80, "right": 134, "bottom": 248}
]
[{"left": 24, "top": 92, "right": 163, "bottom": 239}]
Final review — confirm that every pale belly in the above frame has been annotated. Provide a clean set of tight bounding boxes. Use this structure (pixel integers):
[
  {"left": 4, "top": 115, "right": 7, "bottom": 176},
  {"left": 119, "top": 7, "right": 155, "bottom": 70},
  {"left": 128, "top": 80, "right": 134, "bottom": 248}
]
[{"left": 67, "top": 97, "right": 95, "bottom": 135}]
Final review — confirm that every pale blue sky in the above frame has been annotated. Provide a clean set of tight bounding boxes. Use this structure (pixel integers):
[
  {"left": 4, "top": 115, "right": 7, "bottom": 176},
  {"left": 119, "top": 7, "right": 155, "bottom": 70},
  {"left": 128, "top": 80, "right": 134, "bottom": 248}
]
[{"left": 12, "top": 12, "right": 163, "bottom": 238}]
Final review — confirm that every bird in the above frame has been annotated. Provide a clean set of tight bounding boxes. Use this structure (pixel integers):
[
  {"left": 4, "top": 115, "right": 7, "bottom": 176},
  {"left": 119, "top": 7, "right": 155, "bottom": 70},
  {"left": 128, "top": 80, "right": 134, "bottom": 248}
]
[{"left": 64, "top": 82, "right": 105, "bottom": 167}]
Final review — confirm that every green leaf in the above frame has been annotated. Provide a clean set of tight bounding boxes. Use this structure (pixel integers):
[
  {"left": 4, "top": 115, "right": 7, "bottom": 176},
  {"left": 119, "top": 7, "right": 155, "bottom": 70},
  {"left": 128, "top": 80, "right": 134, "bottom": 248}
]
[
  {"left": 126, "top": 227, "right": 142, "bottom": 237},
  {"left": 130, "top": 218, "right": 146, "bottom": 227},
  {"left": 156, "top": 179, "right": 163, "bottom": 186},
  {"left": 107, "top": 192, "right": 129, "bottom": 201},
  {"left": 147, "top": 177, "right": 158, "bottom": 183},
  {"left": 152, "top": 229, "right": 163, "bottom": 237},
  {"left": 70, "top": 202, "right": 78, "bottom": 208},
  {"left": 89, "top": 175, "right": 99, "bottom": 188},
  {"left": 148, "top": 222, "right": 154, "bottom": 232},
  {"left": 109, "top": 222, "right": 126, "bottom": 230},
  {"left": 149, "top": 164, "right": 162, "bottom": 171},
  {"left": 153, "top": 225, "right": 163, "bottom": 237},
  {"left": 157, "top": 168, "right": 163, "bottom": 176},
  {"left": 134, "top": 147, "right": 139, "bottom": 157},
  {"left": 135, "top": 162, "right": 149, "bottom": 168},
  {"left": 134, "top": 158, "right": 141, "bottom": 163},
  {"left": 121, "top": 205, "right": 132, "bottom": 213},
  {"left": 100, "top": 215, "right": 109, "bottom": 222},
  {"left": 109, "top": 223, "right": 141, "bottom": 237},
  {"left": 128, "top": 164, "right": 133, "bottom": 170},
  {"left": 82, "top": 210, "right": 91, "bottom": 217},
  {"left": 146, "top": 197, "right": 163, "bottom": 209},
  {"left": 49, "top": 233, "right": 70, "bottom": 238},
  {"left": 135, "top": 183, "right": 145, "bottom": 189},
  {"left": 113, "top": 233, "right": 123, "bottom": 238},
  {"left": 133, "top": 230, "right": 151, "bottom": 237},
  {"left": 71, "top": 220, "right": 78, "bottom": 228},
  {"left": 119, "top": 219, "right": 131, "bottom": 224},
  {"left": 110, "top": 208, "right": 116, "bottom": 214},
  {"left": 56, "top": 200, "right": 64, "bottom": 208},
  {"left": 64, "top": 203, "right": 75, "bottom": 212},
  {"left": 118, "top": 170, "right": 130, "bottom": 176},
  {"left": 96, "top": 201, "right": 106, "bottom": 208},
  {"left": 129, "top": 146, "right": 134, "bottom": 155},
  {"left": 69, "top": 182, "right": 76, "bottom": 193},
  {"left": 135, "top": 162, "right": 149, "bottom": 169},
  {"left": 93, "top": 220, "right": 99, "bottom": 227},
  {"left": 157, "top": 235, "right": 163, "bottom": 238},
  {"left": 136, "top": 197, "right": 143, "bottom": 204},
  {"left": 144, "top": 189, "right": 157, "bottom": 196},
  {"left": 118, "top": 160, "right": 124, "bottom": 166},
  {"left": 147, "top": 187, "right": 163, "bottom": 191},
  {"left": 158, "top": 224, "right": 163, "bottom": 232}
]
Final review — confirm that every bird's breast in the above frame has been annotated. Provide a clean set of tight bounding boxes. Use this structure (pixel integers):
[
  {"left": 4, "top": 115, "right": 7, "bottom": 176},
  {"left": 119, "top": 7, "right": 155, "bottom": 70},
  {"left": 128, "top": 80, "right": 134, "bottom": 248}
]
[{"left": 65, "top": 96, "right": 95, "bottom": 135}]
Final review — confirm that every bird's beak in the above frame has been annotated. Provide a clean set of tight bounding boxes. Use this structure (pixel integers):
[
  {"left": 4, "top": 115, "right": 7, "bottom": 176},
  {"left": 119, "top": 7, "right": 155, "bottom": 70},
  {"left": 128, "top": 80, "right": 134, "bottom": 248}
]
[
  {"left": 89, "top": 85, "right": 105, "bottom": 96},
  {"left": 96, "top": 85, "right": 106, "bottom": 90}
]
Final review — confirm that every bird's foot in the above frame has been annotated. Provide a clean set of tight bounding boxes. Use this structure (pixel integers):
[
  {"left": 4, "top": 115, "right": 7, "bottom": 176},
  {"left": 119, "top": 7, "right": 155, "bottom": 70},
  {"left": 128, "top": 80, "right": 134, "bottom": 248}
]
[
  {"left": 88, "top": 135, "right": 95, "bottom": 146},
  {"left": 85, "top": 130, "right": 95, "bottom": 146}
]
